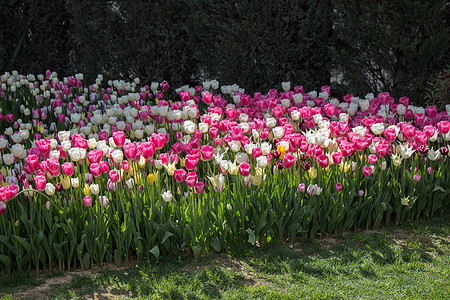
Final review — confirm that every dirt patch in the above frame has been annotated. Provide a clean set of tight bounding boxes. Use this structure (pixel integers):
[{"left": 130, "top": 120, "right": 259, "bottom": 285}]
[
  {"left": 14, "top": 273, "right": 78, "bottom": 299},
  {"left": 12, "top": 263, "right": 136, "bottom": 299}
]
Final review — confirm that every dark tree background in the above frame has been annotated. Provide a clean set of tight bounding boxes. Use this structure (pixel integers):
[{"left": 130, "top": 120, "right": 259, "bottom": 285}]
[{"left": 1, "top": 0, "right": 448, "bottom": 103}]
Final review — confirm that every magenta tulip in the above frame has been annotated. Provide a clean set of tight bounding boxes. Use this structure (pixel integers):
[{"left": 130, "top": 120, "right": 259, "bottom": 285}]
[
  {"left": 123, "top": 142, "right": 138, "bottom": 160},
  {"left": 437, "top": 121, "right": 450, "bottom": 135},
  {"left": 282, "top": 154, "right": 296, "bottom": 169},
  {"left": 61, "top": 162, "right": 74, "bottom": 176},
  {"left": 83, "top": 196, "right": 92, "bottom": 206},
  {"left": 34, "top": 175, "right": 46, "bottom": 191},
  {"left": 113, "top": 131, "right": 125, "bottom": 147},
  {"left": 200, "top": 145, "right": 214, "bottom": 161},
  {"left": 185, "top": 155, "right": 199, "bottom": 170},
  {"left": 174, "top": 169, "right": 187, "bottom": 183},
  {"left": 194, "top": 182, "right": 205, "bottom": 194},
  {"left": 90, "top": 163, "right": 101, "bottom": 177},
  {"left": 109, "top": 169, "right": 120, "bottom": 183},
  {"left": 185, "top": 171, "right": 197, "bottom": 188},
  {"left": 87, "top": 149, "right": 103, "bottom": 164},
  {"left": 368, "top": 154, "right": 378, "bottom": 165},
  {"left": 363, "top": 166, "right": 372, "bottom": 177},
  {"left": 298, "top": 183, "right": 306, "bottom": 192},
  {"left": 238, "top": 162, "right": 251, "bottom": 176}
]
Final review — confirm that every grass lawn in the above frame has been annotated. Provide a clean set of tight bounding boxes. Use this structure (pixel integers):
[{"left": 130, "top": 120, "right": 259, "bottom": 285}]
[{"left": 1, "top": 216, "right": 449, "bottom": 300}]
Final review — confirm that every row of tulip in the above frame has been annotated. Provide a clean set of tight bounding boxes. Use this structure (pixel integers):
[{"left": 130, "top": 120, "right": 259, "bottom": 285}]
[{"left": 0, "top": 70, "right": 449, "bottom": 273}]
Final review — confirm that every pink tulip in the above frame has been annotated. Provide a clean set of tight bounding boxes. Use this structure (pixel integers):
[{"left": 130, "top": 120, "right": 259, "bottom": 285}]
[
  {"left": 83, "top": 196, "right": 92, "bottom": 206},
  {"left": 194, "top": 181, "right": 205, "bottom": 194},
  {"left": 98, "top": 131, "right": 109, "bottom": 141},
  {"left": 375, "top": 144, "right": 387, "bottom": 157},
  {"left": 26, "top": 154, "right": 40, "bottom": 171},
  {"left": 209, "top": 127, "right": 219, "bottom": 139},
  {"left": 88, "top": 149, "right": 103, "bottom": 164},
  {"left": 316, "top": 154, "right": 329, "bottom": 169},
  {"left": 200, "top": 145, "right": 214, "bottom": 161},
  {"left": 203, "top": 92, "right": 213, "bottom": 105},
  {"left": 90, "top": 163, "right": 101, "bottom": 177},
  {"left": 174, "top": 169, "right": 187, "bottom": 183},
  {"left": 140, "top": 142, "right": 155, "bottom": 159},
  {"left": 383, "top": 128, "right": 397, "bottom": 142},
  {"left": 62, "top": 162, "right": 74, "bottom": 176},
  {"left": 368, "top": 154, "right": 378, "bottom": 165},
  {"left": 335, "top": 183, "right": 343, "bottom": 192},
  {"left": 123, "top": 142, "right": 138, "bottom": 160},
  {"left": 161, "top": 81, "right": 169, "bottom": 91},
  {"left": 423, "top": 125, "right": 436, "bottom": 138},
  {"left": 414, "top": 174, "right": 421, "bottom": 182},
  {"left": 414, "top": 113, "right": 425, "bottom": 125},
  {"left": 362, "top": 166, "right": 372, "bottom": 177},
  {"left": 399, "top": 96, "right": 409, "bottom": 107},
  {"left": 425, "top": 106, "right": 437, "bottom": 119},
  {"left": 185, "top": 171, "right": 197, "bottom": 187},
  {"left": 324, "top": 103, "right": 335, "bottom": 117},
  {"left": 109, "top": 169, "right": 120, "bottom": 183},
  {"left": 251, "top": 147, "right": 262, "bottom": 159},
  {"left": 298, "top": 183, "right": 306, "bottom": 192},
  {"left": 72, "top": 134, "right": 88, "bottom": 149},
  {"left": 189, "top": 138, "right": 201, "bottom": 149},
  {"left": 185, "top": 155, "right": 199, "bottom": 170},
  {"left": 402, "top": 124, "right": 415, "bottom": 140},
  {"left": 34, "top": 175, "right": 46, "bottom": 191},
  {"left": 35, "top": 138, "right": 51, "bottom": 155},
  {"left": 238, "top": 162, "right": 251, "bottom": 176},
  {"left": 359, "top": 190, "right": 365, "bottom": 197},
  {"left": 437, "top": 121, "right": 450, "bottom": 134},
  {"left": 152, "top": 133, "right": 166, "bottom": 149},
  {"left": 5, "top": 113, "right": 14, "bottom": 123},
  {"left": 113, "top": 131, "right": 125, "bottom": 147},
  {"left": 99, "top": 161, "right": 109, "bottom": 173},
  {"left": 340, "top": 141, "right": 355, "bottom": 157},
  {"left": 331, "top": 152, "right": 343, "bottom": 164}
]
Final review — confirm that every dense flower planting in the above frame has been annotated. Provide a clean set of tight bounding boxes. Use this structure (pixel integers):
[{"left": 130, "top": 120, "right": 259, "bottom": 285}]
[{"left": 0, "top": 70, "right": 449, "bottom": 272}]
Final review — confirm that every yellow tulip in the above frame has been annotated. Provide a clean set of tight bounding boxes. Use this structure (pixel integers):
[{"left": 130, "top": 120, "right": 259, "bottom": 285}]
[
  {"left": 340, "top": 161, "right": 351, "bottom": 173},
  {"left": 308, "top": 167, "right": 317, "bottom": 179},
  {"left": 147, "top": 172, "right": 159, "bottom": 185},
  {"left": 83, "top": 184, "right": 91, "bottom": 196},
  {"left": 250, "top": 174, "right": 263, "bottom": 186},
  {"left": 138, "top": 155, "right": 146, "bottom": 168},
  {"left": 129, "top": 165, "right": 134, "bottom": 176},
  {"left": 60, "top": 176, "right": 71, "bottom": 190}
]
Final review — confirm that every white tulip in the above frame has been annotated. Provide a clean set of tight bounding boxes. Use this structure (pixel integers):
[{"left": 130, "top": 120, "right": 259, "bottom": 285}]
[
  {"left": 71, "top": 177, "right": 80, "bottom": 188},
  {"left": 371, "top": 123, "right": 385, "bottom": 135},
  {"left": 161, "top": 190, "right": 173, "bottom": 202},
  {"left": 3, "top": 153, "right": 14, "bottom": 165},
  {"left": 281, "top": 81, "right": 291, "bottom": 91},
  {"left": 45, "top": 183, "right": 55, "bottom": 196},
  {"left": 110, "top": 149, "right": 123, "bottom": 164}
]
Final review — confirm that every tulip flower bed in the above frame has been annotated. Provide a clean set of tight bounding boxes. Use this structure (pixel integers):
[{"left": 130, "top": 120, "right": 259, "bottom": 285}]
[{"left": 0, "top": 70, "right": 449, "bottom": 273}]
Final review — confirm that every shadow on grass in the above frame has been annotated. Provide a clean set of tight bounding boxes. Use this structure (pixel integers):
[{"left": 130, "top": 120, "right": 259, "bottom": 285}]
[{"left": 3, "top": 216, "right": 449, "bottom": 299}]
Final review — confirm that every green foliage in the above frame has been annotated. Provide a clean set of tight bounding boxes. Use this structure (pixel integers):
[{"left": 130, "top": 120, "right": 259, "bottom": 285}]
[
  {"left": 331, "top": 0, "right": 449, "bottom": 102},
  {"left": 0, "top": 1, "right": 447, "bottom": 102},
  {"left": 1, "top": 217, "right": 449, "bottom": 299},
  {"left": 425, "top": 66, "right": 450, "bottom": 109}
]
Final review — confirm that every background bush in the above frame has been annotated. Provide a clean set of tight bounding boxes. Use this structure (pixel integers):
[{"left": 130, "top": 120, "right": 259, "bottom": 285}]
[{"left": 1, "top": 0, "right": 448, "bottom": 103}]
